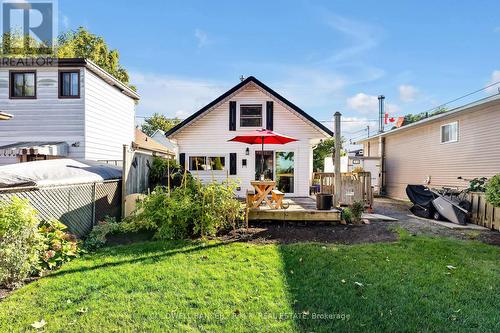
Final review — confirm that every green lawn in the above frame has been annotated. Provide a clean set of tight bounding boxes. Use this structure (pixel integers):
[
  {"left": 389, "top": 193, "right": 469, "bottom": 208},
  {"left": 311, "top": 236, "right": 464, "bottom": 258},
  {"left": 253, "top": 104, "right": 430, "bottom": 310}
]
[{"left": 1, "top": 233, "right": 499, "bottom": 332}]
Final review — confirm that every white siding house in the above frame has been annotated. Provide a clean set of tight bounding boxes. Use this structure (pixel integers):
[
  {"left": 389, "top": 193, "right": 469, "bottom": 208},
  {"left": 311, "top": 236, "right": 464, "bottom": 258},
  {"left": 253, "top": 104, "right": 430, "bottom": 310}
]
[
  {"left": 0, "top": 58, "right": 139, "bottom": 165},
  {"left": 166, "top": 76, "right": 332, "bottom": 197}
]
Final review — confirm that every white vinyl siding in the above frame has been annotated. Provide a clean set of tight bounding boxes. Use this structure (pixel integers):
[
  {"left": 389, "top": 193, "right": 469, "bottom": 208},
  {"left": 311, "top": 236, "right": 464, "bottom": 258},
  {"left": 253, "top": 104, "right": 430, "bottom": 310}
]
[
  {"left": 171, "top": 82, "right": 328, "bottom": 197},
  {"left": 0, "top": 67, "right": 85, "bottom": 165},
  {"left": 83, "top": 68, "right": 135, "bottom": 161}
]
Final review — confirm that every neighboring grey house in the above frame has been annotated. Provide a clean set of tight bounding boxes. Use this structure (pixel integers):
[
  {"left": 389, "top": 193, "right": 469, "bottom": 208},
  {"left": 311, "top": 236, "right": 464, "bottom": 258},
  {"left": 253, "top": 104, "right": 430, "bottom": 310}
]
[
  {"left": 151, "top": 129, "right": 178, "bottom": 156},
  {"left": 357, "top": 95, "right": 500, "bottom": 200},
  {"left": 0, "top": 58, "right": 139, "bottom": 165},
  {"left": 165, "top": 76, "right": 333, "bottom": 197}
]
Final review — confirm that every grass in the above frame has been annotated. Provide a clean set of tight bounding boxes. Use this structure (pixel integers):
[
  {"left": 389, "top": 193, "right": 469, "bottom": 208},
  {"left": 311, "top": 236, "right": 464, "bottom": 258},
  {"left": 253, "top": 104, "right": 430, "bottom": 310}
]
[{"left": 0, "top": 234, "right": 499, "bottom": 332}]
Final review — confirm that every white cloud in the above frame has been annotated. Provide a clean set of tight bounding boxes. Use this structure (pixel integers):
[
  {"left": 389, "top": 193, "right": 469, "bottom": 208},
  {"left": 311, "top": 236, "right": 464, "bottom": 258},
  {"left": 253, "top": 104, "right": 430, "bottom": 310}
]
[
  {"left": 130, "top": 71, "right": 226, "bottom": 118},
  {"left": 398, "top": 84, "right": 418, "bottom": 102},
  {"left": 194, "top": 29, "right": 211, "bottom": 48},
  {"left": 272, "top": 68, "right": 345, "bottom": 109},
  {"left": 175, "top": 110, "right": 189, "bottom": 119},
  {"left": 323, "top": 14, "right": 380, "bottom": 63},
  {"left": 486, "top": 70, "right": 500, "bottom": 94},
  {"left": 62, "top": 15, "right": 70, "bottom": 30},
  {"left": 346, "top": 93, "right": 399, "bottom": 115},
  {"left": 341, "top": 116, "right": 376, "bottom": 135}
]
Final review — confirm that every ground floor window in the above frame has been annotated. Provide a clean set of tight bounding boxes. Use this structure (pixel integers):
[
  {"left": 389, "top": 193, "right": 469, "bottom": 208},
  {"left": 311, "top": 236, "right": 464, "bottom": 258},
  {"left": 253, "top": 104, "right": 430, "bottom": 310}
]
[
  {"left": 189, "top": 156, "right": 226, "bottom": 171},
  {"left": 189, "top": 156, "right": 207, "bottom": 170},
  {"left": 208, "top": 156, "right": 225, "bottom": 170}
]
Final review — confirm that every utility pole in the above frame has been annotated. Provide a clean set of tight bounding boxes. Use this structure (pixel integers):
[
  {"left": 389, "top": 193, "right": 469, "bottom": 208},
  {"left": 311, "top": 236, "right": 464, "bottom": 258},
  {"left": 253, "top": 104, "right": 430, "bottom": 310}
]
[
  {"left": 334, "top": 112, "right": 342, "bottom": 207},
  {"left": 367, "top": 125, "right": 370, "bottom": 137}
]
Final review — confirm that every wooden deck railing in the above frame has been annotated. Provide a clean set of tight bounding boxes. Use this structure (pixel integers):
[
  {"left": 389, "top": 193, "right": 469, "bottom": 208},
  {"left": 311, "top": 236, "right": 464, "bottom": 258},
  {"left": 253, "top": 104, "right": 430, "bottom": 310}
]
[
  {"left": 312, "top": 172, "right": 373, "bottom": 207},
  {"left": 469, "top": 192, "right": 499, "bottom": 231}
]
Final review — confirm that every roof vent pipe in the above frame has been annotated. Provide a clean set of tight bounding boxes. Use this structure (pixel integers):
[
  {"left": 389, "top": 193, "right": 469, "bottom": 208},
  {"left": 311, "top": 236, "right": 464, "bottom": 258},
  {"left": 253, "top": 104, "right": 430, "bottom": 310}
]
[{"left": 378, "top": 95, "right": 385, "bottom": 133}]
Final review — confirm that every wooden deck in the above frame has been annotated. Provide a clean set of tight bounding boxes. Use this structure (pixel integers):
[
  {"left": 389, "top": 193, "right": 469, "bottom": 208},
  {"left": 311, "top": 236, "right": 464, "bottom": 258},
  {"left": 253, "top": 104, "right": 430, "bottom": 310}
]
[{"left": 248, "top": 197, "right": 341, "bottom": 222}]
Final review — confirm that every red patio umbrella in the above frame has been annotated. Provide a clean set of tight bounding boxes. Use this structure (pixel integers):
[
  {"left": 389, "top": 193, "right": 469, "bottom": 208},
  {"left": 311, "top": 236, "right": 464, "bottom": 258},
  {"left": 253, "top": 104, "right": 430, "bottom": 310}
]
[{"left": 228, "top": 129, "right": 298, "bottom": 179}]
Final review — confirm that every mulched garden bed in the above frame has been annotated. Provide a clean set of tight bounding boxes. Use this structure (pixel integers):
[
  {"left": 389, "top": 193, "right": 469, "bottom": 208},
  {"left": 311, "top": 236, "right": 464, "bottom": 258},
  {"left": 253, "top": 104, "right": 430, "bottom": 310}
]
[{"left": 217, "top": 221, "right": 399, "bottom": 245}]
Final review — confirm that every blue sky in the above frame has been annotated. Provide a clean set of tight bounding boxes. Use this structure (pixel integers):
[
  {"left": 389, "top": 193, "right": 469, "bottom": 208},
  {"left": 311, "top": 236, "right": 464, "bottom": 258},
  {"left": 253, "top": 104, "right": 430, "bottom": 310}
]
[{"left": 59, "top": 0, "right": 500, "bottom": 142}]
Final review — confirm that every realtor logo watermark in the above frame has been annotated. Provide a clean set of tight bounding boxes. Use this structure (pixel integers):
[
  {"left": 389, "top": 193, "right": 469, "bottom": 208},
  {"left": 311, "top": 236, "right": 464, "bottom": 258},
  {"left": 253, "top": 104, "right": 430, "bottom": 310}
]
[{"left": 1, "top": 0, "right": 58, "bottom": 55}]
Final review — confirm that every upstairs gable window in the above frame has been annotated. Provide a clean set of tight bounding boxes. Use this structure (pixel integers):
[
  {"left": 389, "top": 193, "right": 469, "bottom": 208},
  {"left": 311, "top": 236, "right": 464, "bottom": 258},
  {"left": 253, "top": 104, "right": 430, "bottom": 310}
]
[
  {"left": 10, "top": 71, "right": 36, "bottom": 98},
  {"left": 59, "top": 71, "right": 80, "bottom": 98},
  {"left": 441, "top": 121, "right": 458, "bottom": 143},
  {"left": 240, "top": 104, "right": 262, "bottom": 127}
]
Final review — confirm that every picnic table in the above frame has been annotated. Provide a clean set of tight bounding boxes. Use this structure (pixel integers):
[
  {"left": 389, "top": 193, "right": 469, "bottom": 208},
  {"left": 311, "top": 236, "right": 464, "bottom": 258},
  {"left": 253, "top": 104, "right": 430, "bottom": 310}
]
[{"left": 250, "top": 180, "right": 284, "bottom": 209}]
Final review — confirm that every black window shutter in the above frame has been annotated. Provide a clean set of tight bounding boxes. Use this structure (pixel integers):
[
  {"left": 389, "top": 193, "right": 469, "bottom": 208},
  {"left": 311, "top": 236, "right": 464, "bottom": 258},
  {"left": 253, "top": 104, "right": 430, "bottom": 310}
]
[
  {"left": 229, "top": 153, "right": 237, "bottom": 175},
  {"left": 266, "top": 101, "right": 273, "bottom": 130},
  {"left": 229, "top": 101, "right": 236, "bottom": 131},
  {"left": 179, "top": 153, "right": 186, "bottom": 169}
]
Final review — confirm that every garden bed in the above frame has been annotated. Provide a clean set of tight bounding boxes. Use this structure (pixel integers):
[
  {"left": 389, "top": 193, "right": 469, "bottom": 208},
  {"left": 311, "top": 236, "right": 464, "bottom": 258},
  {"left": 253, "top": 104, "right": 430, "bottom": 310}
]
[{"left": 220, "top": 222, "right": 399, "bottom": 245}]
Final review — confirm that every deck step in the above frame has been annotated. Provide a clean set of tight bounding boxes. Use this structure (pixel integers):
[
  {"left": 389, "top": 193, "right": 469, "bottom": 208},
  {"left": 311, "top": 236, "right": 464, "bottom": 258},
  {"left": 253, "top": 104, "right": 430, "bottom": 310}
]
[{"left": 248, "top": 197, "right": 341, "bottom": 222}]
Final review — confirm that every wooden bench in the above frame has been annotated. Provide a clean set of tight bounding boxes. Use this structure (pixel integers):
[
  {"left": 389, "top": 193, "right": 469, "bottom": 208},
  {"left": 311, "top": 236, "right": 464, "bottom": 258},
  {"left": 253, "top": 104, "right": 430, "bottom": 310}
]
[{"left": 271, "top": 189, "right": 284, "bottom": 209}]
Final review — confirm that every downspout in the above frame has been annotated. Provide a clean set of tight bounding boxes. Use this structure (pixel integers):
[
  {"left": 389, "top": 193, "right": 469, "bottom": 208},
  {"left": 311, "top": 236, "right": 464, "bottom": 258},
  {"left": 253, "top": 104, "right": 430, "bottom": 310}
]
[
  {"left": 377, "top": 95, "right": 386, "bottom": 195},
  {"left": 334, "top": 112, "right": 342, "bottom": 206},
  {"left": 379, "top": 136, "right": 386, "bottom": 195}
]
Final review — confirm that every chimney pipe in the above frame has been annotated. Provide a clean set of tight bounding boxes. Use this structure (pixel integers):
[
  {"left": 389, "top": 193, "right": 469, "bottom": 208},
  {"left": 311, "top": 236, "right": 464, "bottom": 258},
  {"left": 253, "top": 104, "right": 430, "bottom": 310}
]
[{"left": 378, "top": 95, "right": 385, "bottom": 133}]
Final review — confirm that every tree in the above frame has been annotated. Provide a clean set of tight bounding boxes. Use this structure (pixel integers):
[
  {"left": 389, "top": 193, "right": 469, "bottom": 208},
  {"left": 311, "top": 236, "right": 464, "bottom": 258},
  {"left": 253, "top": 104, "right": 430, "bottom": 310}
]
[
  {"left": 0, "top": 31, "right": 49, "bottom": 56},
  {"left": 141, "top": 113, "right": 181, "bottom": 137},
  {"left": 313, "top": 138, "right": 345, "bottom": 172},
  {"left": 400, "top": 107, "right": 448, "bottom": 127},
  {"left": 1, "top": 27, "right": 131, "bottom": 86},
  {"left": 57, "top": 27, "right": 130, "bottom": 85}
]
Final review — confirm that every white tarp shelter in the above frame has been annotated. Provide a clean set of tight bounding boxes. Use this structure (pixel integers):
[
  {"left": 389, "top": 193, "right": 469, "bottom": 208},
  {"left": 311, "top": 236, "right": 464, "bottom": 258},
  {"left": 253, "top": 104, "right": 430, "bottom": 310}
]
[{"left": 0, "top": 159, "right": 121, "bottom": 188}]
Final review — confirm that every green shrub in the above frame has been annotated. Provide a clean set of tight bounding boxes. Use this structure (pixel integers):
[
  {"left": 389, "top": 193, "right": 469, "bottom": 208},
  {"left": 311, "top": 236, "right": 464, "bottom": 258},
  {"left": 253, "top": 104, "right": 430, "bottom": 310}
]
[
  {"left": 38, "top": 219, "right": 79, "bottom": 270},
  {"left": 125, "top": 186, "right": 196, "bottom": 240},
  {"left": 341, "top": 208, "right": 352, "bottom": 224},
  {"left": 350, "top": 201, "right": 365, "bottom": 223},
  {"left": 0, "top": 197, "right": 43, "bottom": 289},
  {"left": 485, "top": 174, "right": 500, "bottom": 207},
  {"left": 83, "top": 217, "right": 122, "bottom": 252},
  {"left": 194, "top": 180, "right": 243, "bottom": 237},
  {"left": 149, "top": 157, "right": 180, "bottom": 189},
  {"left": 129, "top": 177, "right": 243, "bottom": 240},
  {"left": 468, "top": 177, "right": 488, "bottom": 192}
]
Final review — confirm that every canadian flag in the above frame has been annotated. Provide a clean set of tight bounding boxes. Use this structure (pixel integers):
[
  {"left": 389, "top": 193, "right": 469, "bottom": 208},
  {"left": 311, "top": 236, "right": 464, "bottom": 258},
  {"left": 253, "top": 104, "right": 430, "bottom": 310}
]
[{"left": 385, "top": 113, "right": 405, "bottom": 128}]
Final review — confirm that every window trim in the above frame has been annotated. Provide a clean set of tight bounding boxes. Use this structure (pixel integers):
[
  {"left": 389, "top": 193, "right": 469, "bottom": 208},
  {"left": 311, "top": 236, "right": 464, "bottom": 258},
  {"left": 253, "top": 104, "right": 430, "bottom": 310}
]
[
  {"left": 440, "top": 121, "right": 459, "bottom": 144},
  {"left": 9, "top": 70, "right": 37, "bottom": 99},
  {"left": 239, "top": 103, "right": 263, "bottom": 128},
  {"left": 58, "top": 70, "right": 81, "bottom": 99}
]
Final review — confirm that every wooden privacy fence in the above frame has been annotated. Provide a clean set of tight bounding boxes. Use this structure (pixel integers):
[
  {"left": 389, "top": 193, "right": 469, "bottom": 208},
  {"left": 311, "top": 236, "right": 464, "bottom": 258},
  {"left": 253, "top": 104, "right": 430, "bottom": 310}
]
[
  {"left": 469, "top": 192, "right": 499, "bottom": 231},
  {"left": 313, "top": 172, "right": 373, "bottom": 207}
]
